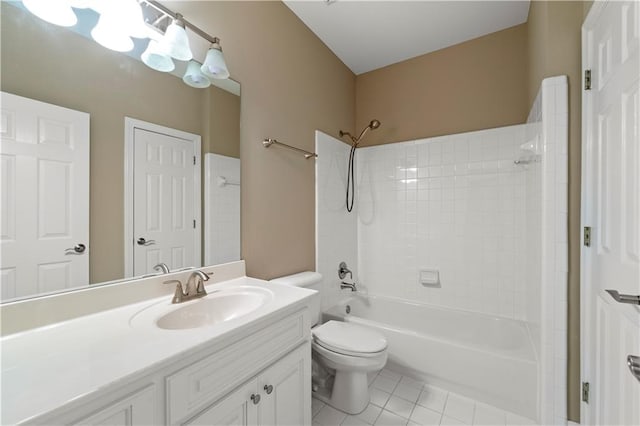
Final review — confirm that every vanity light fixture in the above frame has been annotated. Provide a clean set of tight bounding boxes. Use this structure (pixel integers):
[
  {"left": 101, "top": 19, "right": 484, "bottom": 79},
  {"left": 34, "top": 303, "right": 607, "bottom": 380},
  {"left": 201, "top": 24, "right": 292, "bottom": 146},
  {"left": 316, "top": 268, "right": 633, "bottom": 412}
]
[
  {"left": 21, "top": 0, "right": 231, "bottom": 85},
  {"left": 201, "top": 39, "right": 230, "bottom": 80},
  {"left": 183, "top": 60, "right": 211, "bottom": 89},
  {"left": 22, "top": 0, "right": 78, "bottom": 27}
]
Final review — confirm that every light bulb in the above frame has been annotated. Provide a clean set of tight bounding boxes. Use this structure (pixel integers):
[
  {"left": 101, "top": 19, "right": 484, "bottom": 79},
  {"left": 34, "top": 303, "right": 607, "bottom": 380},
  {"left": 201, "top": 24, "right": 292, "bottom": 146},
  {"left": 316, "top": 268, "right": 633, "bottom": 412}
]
[{"left": 159, "top": 16, "right": 192, "bottom": 61}]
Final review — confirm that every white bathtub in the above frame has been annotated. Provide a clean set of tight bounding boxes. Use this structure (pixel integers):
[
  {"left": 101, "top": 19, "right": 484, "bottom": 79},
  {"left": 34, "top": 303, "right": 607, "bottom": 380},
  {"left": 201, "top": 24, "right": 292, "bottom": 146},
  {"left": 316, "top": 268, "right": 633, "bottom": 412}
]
[{"left": 324, "top": 295, "right": 538, "bottom": 420}]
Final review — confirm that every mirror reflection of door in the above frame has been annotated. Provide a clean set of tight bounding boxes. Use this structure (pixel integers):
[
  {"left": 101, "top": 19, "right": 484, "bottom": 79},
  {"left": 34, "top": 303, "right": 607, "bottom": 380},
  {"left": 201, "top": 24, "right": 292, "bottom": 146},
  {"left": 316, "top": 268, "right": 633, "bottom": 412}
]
[
  {"left": 0, "top": 92, "right": 89, "bottom": 301},
  {"left": 124, "top": 118, "right": 201, "bottom": 277}
]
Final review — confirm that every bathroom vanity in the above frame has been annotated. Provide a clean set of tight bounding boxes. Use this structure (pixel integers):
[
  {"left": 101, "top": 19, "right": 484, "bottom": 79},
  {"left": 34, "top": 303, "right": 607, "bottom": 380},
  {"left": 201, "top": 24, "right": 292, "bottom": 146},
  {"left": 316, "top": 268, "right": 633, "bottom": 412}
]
[{"left": 0, "top": 262, "right": 315, "bottom": 425}]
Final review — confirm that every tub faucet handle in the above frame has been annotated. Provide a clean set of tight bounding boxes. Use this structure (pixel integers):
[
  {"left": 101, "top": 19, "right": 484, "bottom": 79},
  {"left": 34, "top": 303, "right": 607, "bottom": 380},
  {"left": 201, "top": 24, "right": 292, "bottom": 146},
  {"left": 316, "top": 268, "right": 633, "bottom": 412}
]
[{"left": 338, "top": 261, "right": 352, "bottom": 280}]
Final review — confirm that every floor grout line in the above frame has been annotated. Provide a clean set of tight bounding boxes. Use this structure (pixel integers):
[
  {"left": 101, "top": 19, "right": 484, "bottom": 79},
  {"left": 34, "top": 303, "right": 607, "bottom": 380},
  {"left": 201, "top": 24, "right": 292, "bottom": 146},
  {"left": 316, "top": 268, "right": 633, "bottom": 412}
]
[{"left": 314, "top": 368, "right": 536, "bottom": 426}]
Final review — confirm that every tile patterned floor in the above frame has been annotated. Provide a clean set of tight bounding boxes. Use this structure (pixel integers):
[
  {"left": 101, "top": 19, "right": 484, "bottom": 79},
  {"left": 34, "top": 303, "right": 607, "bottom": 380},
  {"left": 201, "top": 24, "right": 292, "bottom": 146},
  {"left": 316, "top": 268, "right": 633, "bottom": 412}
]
[{"left": 312, "top": 369, "right": 537, "bottom": 426}]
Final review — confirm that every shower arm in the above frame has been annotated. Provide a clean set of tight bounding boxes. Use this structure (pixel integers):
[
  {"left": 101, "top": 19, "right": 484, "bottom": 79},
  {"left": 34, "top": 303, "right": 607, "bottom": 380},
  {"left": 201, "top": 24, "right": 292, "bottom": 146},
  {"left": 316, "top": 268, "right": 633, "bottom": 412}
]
[{"left": 339, "top": 120, "right": 380, "bottom": 147}]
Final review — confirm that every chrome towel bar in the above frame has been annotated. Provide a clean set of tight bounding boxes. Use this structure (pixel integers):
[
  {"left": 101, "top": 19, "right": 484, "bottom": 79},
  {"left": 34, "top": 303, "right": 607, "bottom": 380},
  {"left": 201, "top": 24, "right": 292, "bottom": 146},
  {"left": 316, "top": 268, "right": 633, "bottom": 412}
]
[{"left": 263, "top": 138, "right": 318, "bottom": 159}]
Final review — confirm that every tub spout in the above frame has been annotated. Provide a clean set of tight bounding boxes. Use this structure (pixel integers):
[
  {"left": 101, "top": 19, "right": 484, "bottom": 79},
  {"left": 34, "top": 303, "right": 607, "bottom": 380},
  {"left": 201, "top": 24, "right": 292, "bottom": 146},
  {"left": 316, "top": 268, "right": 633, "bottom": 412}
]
[{"left": 340, "top": 281, "right": 357, "bottom": 291}]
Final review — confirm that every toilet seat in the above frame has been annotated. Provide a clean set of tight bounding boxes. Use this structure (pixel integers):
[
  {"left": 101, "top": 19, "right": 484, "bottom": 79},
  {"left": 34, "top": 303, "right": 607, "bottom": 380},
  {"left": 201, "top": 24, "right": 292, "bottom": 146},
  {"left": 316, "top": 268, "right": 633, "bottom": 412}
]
[{"left": 313, "top": 320, "right": 387, "bottom": 357}]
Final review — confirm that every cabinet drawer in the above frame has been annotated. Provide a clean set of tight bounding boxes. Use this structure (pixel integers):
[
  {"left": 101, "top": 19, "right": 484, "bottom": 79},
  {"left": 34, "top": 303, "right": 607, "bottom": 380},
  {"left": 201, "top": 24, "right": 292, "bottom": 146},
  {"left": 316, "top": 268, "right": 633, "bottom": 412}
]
[{"left": 166, "top": 309, "right": 307, "bottom": 424}]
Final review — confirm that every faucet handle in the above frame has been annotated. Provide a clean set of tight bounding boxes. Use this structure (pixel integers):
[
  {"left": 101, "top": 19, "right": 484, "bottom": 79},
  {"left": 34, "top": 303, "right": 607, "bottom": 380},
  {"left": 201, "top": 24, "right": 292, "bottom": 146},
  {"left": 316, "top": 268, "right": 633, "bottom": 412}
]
[{"left": 164, "top": 279, "right": 186, "bottom": 304}]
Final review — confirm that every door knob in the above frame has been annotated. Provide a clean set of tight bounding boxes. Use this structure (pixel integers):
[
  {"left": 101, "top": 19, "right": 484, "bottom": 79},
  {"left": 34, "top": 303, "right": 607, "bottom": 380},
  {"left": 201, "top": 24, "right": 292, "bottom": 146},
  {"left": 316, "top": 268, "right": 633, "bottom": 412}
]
[
  {"left": 137, "top": 237, "right": 156, "bottom": 246},
  {"left": 605, "top": 289, "right": 640, "bottom": 305},
  {"left": 250, "top": 394, "right": 261, "bottom": 404},
  {"left": 264, "top": 384, "right": 273, "bottom": 394},
  {"left": 628, "top": 355, "right": 640, "bottom": 383},
  {"left": 65, "top": 243, "right": 86, "bottom": 254}
]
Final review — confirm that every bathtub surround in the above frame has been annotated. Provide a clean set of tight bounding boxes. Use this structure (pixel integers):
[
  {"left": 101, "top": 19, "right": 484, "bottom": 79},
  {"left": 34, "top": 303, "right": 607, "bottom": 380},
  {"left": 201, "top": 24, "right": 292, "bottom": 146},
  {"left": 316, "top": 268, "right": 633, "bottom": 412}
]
[
  {"left": 316, "top": 132, "right": 359, "bottom": 312},
  {"left": 525, "top": 76, "right": 570, "bottom": 426},
  {"left": 315, "top": 75, "right": 567, "bottom": 423},
  {"left": 356, "top": 125, "right": 528, "bottom": 320}
]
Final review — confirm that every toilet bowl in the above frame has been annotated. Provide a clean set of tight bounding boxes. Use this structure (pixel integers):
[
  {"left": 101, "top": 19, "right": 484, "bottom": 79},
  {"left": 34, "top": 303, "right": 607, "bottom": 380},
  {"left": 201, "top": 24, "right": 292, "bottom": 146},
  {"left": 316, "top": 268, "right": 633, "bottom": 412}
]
[
  {"left": 269, "top": 272, "right": 388, "bottom": 415},
  {"left": 312, "top": 320, "right": 388, "bottom": 414}
]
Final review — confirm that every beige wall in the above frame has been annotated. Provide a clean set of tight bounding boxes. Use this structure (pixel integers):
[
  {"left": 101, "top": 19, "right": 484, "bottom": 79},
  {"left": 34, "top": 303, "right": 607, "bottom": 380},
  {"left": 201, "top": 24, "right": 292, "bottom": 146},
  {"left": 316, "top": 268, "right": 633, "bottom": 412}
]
[
  {"left": 1, "top": 4, "right": 204, "bottom": 284},
  {"left": 203, "top": 85, "right": 240, "bottom": 159},
  {"left": 526, "top": 2, "right": 586, "bottom": 421},
  {"left": 163, "top": 1, "right": 356, "bottom": 279},
  {"left": 355, "top": 24, "right": 529, "bottom": 146}
]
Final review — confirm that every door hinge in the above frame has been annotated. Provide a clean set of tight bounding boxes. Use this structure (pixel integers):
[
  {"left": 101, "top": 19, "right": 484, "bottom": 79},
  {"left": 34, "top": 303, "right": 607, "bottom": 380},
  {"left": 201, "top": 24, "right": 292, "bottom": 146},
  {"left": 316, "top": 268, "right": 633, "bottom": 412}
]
[
  {"left": 584, "top": 226, "right": 592, "bottom": 247},
  {"left": 582, "top": 381, "right": 590, "bottom": 403},
  {"left": 193, "top": 219, "right": 196, "bottom": 229},
  {"left": 584, "top": 69, "right": 592, "bottom": 90},
  {"left": 193, "top": 156, "right": 196, "bottom": 165}
]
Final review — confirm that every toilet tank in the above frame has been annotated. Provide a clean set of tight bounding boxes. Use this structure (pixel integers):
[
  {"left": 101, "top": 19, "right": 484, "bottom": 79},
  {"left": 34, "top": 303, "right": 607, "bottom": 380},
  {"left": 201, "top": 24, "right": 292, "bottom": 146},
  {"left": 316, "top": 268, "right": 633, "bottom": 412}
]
[{"left": 269, "top": 271, "right": 322, "bottom": 326}]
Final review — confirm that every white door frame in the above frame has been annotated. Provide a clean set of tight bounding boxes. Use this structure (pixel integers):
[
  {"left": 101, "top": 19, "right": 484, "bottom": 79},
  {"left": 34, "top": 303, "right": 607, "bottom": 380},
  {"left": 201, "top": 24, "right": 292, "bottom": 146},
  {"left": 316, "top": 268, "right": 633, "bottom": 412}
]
[
  {"left": 580, "top": 5, "right": 598, "bottom": 424},
  {"left": 123, "top": 117, "right": 201, "bottom": 278}
]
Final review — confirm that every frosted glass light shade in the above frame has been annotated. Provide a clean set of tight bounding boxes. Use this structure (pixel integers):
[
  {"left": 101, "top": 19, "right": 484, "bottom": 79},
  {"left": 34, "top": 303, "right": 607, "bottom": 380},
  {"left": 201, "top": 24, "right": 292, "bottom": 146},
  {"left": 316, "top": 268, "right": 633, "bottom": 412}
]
[
  {"left": 91, "top": 14, "right": 134, "bottom": 52},
  {"left": 160, "top": 19, "right": 192, "bottom": 61},
  {"left": 200, "top": 45, "right": 229, "bottom": 79},
  {"left": 183, "top": 61, "right": 211, "bottom": 89},
  {"left": 141, "top": 40, "right": 175, "bottom": 72},
  {"left": 23, "top": 0, "right": 77, "bottom": 27},
  {"left": 118, "top": 0, "right": 148, "bottom": 39}
]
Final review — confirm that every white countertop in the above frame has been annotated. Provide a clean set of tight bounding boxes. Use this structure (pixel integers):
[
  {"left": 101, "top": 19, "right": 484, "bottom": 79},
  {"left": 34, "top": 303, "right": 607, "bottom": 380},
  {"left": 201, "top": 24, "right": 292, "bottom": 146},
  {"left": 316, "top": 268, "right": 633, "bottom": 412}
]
[{"left": 0, "top": 276, "right": 315, "bottom": 424}]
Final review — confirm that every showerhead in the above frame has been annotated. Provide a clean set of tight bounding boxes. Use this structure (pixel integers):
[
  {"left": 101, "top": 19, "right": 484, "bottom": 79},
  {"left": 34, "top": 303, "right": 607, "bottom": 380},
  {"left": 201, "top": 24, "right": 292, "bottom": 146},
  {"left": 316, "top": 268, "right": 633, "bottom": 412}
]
[{"left": 339, "top": 119, "right": 382, "bottom": 146}]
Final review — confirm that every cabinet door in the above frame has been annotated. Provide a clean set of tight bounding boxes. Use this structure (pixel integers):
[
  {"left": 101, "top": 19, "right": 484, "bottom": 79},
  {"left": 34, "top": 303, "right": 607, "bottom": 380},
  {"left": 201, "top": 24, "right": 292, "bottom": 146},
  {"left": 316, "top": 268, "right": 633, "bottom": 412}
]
[
  {"left": 72, "top": 385, "right": 156, "bottom": 426},
  {"left": 257, "top": 343, "right": 311, "bottom": 426},
  {"left": 185, "top": 379, "right": 258, "bottom": 426}
]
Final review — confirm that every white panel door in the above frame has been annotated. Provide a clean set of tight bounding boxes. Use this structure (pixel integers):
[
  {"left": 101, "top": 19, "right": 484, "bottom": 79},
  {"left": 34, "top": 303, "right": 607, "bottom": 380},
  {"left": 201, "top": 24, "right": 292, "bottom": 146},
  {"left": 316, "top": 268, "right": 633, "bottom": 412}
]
[
  {"left": 132, "top": 127, "right": 199, "bottom": 276},
  {"left": 582, "top": 1, "right": 640, "bottom": 425},
  {"left": 0, "top": 91, "right": 89, "bottom": 301}
]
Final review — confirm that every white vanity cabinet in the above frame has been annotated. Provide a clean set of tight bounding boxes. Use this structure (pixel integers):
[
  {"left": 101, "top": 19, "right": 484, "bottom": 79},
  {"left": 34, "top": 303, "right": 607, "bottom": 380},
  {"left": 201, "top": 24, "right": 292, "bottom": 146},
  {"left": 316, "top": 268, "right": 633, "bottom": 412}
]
[
  {"left": 186, "top": 344, "right": 310, "bottom": 426},
  {"left": 25, "top": 307, "right": 312, "bottom": 426},
  {"left": 71, "top": 385, "right": 157, "bottom": 426},
  {"left": 1, "top": 271, "right": 318, "bottom": 426}
]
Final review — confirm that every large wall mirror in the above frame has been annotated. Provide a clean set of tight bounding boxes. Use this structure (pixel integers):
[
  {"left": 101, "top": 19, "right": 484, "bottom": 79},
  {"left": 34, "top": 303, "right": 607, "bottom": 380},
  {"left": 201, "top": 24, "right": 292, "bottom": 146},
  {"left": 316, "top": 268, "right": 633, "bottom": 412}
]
[{"left": 0, "top": 1, "right": 241, "bottom": 302}]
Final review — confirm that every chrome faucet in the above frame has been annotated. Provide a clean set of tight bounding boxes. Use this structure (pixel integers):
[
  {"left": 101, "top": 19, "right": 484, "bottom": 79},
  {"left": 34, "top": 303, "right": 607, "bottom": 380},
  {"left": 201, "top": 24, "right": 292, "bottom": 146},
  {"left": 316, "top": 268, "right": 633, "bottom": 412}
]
[
  {"left": 153, "top": 263, "right": 170, "bottom": 274},
  {"left": 164, "top": 270, "right": 212, "bottom": 304}
]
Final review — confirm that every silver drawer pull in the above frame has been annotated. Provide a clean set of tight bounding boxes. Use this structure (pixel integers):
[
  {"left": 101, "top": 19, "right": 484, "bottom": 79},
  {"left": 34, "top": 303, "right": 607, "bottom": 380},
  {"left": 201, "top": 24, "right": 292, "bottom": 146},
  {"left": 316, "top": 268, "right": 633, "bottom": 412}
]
[
  {"left": 65, "top": 243, "right": 86, "bottom": 254},
  {"left": 628, "top": 355, "right": 640, "bottom": 383},
  {"left": 250, "top": 394, "right": 260, "bottom": 404},
  {"left": 605, "top": 289, "right": 640, "bottom": 305},
  {"left": 264, "top": 384, "right": 273, "bottom": 394}
]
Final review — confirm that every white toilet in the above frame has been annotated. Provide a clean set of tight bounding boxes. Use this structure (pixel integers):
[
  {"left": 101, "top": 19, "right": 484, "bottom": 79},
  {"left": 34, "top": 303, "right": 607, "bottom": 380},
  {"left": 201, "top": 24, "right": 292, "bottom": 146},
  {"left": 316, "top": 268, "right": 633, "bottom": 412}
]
[{"left": 270, "top": 272, "right": 388, "bottom": 414}]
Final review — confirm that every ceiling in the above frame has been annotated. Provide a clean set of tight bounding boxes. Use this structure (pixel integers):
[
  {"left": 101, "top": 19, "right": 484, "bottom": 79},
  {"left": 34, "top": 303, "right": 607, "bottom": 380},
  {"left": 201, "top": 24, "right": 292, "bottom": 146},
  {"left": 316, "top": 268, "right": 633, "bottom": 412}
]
[{"left": 284, "top": 0, "right": 531, "bottom": 75}]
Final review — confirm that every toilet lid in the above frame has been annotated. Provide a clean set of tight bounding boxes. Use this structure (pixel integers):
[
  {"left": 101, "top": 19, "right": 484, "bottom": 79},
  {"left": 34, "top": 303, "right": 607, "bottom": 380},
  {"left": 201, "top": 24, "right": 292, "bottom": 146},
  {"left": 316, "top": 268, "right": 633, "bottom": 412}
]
[{"left": 313, "top": 321, "right": 387, "bottom": 355}]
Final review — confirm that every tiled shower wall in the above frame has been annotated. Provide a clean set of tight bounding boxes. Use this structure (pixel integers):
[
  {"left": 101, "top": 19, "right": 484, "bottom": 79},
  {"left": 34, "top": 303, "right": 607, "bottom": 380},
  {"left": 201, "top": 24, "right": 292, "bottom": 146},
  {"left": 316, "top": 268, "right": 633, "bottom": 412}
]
[
  {"left": 356, "top": 126, "right": 529, "bottom": 320},
  {"left": 204, "top": 153, "right": 241, "bottom": 266},
  {"left": 315, "top": 131, "right": 358, "bottom": 311}
]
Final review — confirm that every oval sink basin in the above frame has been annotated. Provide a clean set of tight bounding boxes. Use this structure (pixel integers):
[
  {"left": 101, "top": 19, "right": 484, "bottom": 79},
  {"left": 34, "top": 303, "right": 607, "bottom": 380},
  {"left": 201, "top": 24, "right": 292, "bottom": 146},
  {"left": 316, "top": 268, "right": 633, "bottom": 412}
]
[{"left": 156, "top": 291, "right": 268, "bottom": 330}]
